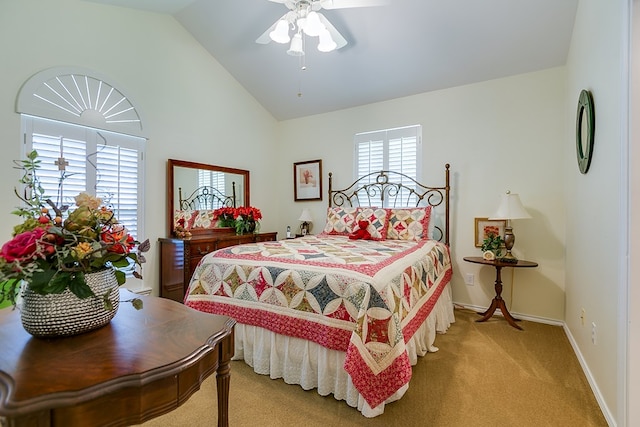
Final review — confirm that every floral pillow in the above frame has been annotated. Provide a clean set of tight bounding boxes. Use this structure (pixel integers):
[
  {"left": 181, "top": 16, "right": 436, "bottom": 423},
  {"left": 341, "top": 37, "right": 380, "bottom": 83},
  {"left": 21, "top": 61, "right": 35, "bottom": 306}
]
[
  {"left": 323, "top": 206, "right": 360, "bottom": 235},
  {"left": 174, "top": 210, "right": 197, "bottom": 231},
  {"left": 355, "top": 208, "right": 388, "bottom": 240},
  {"left": 192, "top": 209, "right": 217, "bottom": 229},
  {"left": 386, "top": 206, "right": 432, "bottom": 241}
]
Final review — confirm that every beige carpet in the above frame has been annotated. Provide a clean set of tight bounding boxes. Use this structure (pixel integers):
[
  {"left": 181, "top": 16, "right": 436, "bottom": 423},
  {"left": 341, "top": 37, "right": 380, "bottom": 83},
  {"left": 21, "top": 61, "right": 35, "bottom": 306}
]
[{"left": 139, "top": 308, "right": 607, "bottom": 427}]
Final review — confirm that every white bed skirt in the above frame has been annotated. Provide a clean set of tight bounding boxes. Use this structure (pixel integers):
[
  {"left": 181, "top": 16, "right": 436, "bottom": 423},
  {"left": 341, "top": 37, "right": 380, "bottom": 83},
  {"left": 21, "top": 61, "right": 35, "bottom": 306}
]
[{"left": 232, "top": 283, "right": 455, "bottom": 417}]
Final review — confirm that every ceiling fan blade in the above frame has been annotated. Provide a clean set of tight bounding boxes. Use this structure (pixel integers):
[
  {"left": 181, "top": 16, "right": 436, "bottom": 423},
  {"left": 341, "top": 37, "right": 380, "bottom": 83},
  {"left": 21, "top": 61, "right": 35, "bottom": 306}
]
[
  {"left": 256, "top": 21, "right": 279, "bottom": 44},
  {"left": 256, "top": 13, "right": 285, "bottom": 44},
  {"left": 256, "top": 12, "right": 296, "bottom": 44},
  {"left": 319, "top": 0, "right": 388, "bottom": 10},
  {"left": 269, "top": 0, "right": 297, "bottom": 8},
  {"left": 317, "top": 13, "right": 347, "bottom": 49}
]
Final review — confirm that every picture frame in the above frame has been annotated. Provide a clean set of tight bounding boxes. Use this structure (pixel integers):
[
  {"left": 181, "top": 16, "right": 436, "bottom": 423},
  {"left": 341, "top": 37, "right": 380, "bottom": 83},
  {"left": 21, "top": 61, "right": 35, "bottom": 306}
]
[
  {"left": 474, "top": 217, "right": 507, "bottom": 248},
  {"left": 294, "top": 159, "right": 322, "bottom": 201}
]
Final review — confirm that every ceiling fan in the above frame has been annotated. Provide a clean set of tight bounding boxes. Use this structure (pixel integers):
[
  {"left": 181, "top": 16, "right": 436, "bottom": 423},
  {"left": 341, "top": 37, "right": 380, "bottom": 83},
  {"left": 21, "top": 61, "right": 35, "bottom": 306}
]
[{"left": 257, "top": 0, "right": 387, "bottom": 56}]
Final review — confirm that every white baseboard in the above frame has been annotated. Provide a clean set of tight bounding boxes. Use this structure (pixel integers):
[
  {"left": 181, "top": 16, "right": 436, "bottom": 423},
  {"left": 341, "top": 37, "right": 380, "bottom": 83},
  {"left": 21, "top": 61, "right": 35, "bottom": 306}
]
[
  {"left": 453, "top": 301, "right": 614, "bottom": 426},
  {"left": 563, "top": 325, "right": 616, "bottom": 427},
  {"left": 453, "top": 302, "right": 563, "bottom": 326}
]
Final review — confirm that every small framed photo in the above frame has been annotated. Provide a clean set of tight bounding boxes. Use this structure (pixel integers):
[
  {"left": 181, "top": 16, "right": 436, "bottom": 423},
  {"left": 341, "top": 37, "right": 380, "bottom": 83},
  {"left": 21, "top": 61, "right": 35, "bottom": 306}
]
[
  {"left": 294, "top": 159, "right": 322, "bottom": 201},
  {"left": 474, "top": 217, "right": 507, "bottom": 247}
]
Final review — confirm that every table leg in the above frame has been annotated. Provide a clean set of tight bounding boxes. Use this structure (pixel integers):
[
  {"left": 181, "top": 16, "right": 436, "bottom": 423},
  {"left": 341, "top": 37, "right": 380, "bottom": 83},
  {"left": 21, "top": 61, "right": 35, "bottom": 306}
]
[
  {"left": 476, "top": 265, "right": 523, "bottom": 330},
  {"left": 216, "top": 331, "right": 234, "bottom": 427},
  {"left": 216, "top": 359, "right": 231, "bottom": 427}
]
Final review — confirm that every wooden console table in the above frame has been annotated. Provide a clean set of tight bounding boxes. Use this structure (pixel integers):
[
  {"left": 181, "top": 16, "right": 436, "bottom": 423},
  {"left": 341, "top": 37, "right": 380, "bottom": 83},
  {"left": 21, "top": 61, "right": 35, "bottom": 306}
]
[
  {"left": 463, "top": 256, "right": 538, "bottom": 330},
  {"left": 0, "top": 290, "right": 235, "bottom": 427}
]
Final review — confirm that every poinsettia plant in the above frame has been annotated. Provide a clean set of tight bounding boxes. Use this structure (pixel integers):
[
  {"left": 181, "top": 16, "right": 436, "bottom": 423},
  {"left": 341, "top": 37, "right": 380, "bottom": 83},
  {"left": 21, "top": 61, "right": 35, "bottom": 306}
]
[
  {"left": 212, "top": 205, "right": 262, "bottom": 234},
  {"left": 0, "top": 150, "right": 149, "bottom": 309}
]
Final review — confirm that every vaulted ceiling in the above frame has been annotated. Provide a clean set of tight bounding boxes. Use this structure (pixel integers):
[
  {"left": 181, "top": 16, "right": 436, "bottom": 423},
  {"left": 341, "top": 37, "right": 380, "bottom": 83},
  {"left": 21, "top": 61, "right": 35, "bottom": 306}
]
[{"left": 86, "top": 0, "right": 578, "bottom": 121}]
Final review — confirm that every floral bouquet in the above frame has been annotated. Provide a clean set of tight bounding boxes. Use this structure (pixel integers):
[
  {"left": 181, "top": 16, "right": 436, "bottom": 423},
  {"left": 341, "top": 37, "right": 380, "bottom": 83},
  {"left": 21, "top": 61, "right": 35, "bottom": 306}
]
[
  {"left": 212, "top": 206, "right": 237, "bottom": 228},
  {"left": 212, "top": 205, "right": 263, "bottom": 234},
  {"left": 0, "top": 150, "right": 149, "bottom": 309}
]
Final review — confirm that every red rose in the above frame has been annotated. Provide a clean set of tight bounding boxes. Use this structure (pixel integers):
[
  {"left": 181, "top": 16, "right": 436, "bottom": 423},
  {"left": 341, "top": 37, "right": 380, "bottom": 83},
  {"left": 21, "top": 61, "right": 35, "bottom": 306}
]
[
  {"left": 101, "top": 225, "right": 134, "bottom": 254},
  {"left": 0, "top": 228, "right": 46, "bottom": 262}
]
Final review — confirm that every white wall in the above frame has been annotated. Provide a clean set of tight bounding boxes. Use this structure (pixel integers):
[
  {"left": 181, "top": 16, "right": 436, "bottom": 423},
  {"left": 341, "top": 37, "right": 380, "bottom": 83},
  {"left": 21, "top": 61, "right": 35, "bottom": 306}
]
[
  {"left": 276, "top": 68, "right": 567, "bottom": 322},
  {"left": 629, "top": 2, "right": 640, "bottom": 424},
  {"left": 565, "top": 0, "right": 627, "bottom": 424},
  {"left": 0, "top": 0, "right": 279, "bottom": 295}
]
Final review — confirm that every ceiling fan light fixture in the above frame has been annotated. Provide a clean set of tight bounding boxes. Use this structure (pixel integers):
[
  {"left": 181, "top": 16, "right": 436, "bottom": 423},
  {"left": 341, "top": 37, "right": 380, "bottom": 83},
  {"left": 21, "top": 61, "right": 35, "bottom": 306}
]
[
  {"left": 317, "top": 27, "right": 337, "bottom": 52},
  {"left": 303, "top": 11, "right": 323, "bottom": 37},
  {"left": 287, "top": 32, "right": 305, "bottom": 56},
  {"left": 270, "top": 19, "right": 291, "bottom": 44}
]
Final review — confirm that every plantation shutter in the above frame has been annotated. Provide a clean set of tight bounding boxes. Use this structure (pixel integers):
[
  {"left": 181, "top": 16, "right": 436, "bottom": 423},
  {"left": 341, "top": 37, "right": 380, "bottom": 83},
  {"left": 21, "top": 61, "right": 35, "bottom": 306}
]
[
  {"left": 24, "top": 116, "right": 144, "bottom": 240},
  {"left": 95, "top": 142, "right": 140, "bottom": 238},
  {"left": 198, "top": 170, "right": 226, "bottom": 196},
  {"left": 354, "top": 125, "right": 422, "bottom": 206}
]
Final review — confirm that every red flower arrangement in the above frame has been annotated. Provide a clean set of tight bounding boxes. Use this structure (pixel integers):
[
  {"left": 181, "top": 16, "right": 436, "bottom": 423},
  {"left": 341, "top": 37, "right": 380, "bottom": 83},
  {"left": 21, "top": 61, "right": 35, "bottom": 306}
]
[
  {"left": 0, "top": 150, "right": 149, "bottom": 308},
  {"left": 212, "top": 206, "right": 262, "bottom": 234}
]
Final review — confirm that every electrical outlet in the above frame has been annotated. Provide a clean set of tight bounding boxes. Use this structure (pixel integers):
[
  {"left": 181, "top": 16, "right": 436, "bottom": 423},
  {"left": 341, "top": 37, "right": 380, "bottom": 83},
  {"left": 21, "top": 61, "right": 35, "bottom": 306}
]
[
  {"left": 464, "top": 273, "right": 474, "bottom": 286},
  {"left": 580, "top": 308, "right": 586, "bottom": 326},
  {"left": 591, "top": 322, "right": 597, "bottom": 345}
]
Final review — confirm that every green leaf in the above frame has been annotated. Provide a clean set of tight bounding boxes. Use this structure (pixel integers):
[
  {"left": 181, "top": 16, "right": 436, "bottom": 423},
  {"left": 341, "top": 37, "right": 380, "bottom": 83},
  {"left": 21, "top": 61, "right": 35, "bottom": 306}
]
[
  {"left": 111, "top": 258, "right": 131, "bottom": 268},
  {"left": 29, "top": 269, "right": 58, "bottom": 293},
  {"left": 68, "top": 272, "right": 95, "bottom": 299},
  {"left": 102, "top": 290, "right": 114, "bottom": 310},
  {"left": 114, "top": 269, "right": 126, "bottom": 286},
  {"left": 132, "top": 298, "right": 143, "bottom": 310}
]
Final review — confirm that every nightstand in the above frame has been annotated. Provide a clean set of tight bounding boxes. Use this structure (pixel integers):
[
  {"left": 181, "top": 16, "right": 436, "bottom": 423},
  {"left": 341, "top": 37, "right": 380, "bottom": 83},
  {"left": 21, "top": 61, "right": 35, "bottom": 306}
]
[{"left": 463, "top": 256, "right": 538, "bottom": 330}]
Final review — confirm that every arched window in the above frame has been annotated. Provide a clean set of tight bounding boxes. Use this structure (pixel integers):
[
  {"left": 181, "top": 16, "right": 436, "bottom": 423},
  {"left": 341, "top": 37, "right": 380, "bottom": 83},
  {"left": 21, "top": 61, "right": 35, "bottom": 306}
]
[{"left": 16, "top": 66, "right": 146, "bottom": 252}]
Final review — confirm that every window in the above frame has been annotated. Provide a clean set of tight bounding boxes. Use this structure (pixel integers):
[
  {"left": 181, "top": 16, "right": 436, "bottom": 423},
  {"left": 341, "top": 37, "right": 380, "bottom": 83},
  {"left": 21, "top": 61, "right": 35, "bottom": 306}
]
[
  {"left": 198, "top": 169, "right": 226, "bottom": 196},
  {"left": 22, "top": 115, "right": 145, "bottom": 241},
  {"left": 354, "top": 125, "right": 422, "bottom": 205}
]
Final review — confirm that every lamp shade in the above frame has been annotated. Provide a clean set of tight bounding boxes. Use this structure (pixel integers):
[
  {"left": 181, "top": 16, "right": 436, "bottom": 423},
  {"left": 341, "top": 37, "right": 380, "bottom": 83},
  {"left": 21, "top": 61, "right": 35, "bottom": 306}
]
[
  {"left": 489, "top": 191, "right": 531, "bottom": 220},
  {"left": 287, "top": 33, "right": 304, "bottom": 56},
  {"left": 270, "top": 19, "right": 291, "bottom": 44},
  {"left": 298, "top": 208, "right": 313, "bottom": 222},
  {"left": 317, "top": 27, "right": 337, "bottom": 52},
  {"left": 303, "top": 11, "right": 323, "bottom": 37}
]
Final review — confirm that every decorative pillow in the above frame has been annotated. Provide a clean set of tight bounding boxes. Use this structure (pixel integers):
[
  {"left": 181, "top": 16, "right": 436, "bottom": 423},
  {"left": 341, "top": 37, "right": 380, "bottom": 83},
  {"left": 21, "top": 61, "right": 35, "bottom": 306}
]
[
  {"left": 174, "top": 210, "right": 197, "bottom": 231},
  {"left": 323, "top": 207, "right": 360, "bottom": 235},
  {"left": 192, "top": 209, "right": 217, "bottom": 229},
  {"left": 386, "top": 206, "right": 432, "bottom": 241},
  {"left": 355, "top": 208, "right": 388, "bottom": 240}
]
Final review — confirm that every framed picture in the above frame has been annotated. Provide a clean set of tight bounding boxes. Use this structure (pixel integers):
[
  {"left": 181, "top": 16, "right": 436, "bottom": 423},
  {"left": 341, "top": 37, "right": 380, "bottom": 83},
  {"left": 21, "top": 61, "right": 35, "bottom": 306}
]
[
  {"left": 294, "top": 159, "right": 322, "bottom": 201},
  {"left": 474, "top": 217, "right": 507, "bottom": 247}
]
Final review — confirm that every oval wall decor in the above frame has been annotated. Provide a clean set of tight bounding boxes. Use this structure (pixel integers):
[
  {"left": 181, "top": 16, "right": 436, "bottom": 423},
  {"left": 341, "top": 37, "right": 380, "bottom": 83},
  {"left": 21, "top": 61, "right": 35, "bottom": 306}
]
[{"left": 575, "top": 89, "right": 595, "bottom": 174}]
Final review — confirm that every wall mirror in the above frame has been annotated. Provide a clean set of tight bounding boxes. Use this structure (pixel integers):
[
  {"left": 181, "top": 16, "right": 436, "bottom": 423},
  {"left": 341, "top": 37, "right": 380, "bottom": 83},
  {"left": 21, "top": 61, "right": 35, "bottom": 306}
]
[{"left": 167, "top": 159, "right": 250, "bottom": 235}]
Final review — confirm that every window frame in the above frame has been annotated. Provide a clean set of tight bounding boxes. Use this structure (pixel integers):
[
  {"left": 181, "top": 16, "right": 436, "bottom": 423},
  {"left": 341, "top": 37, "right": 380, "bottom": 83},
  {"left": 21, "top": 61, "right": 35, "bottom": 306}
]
[
  {"left": 20, "top": 114, "right": 146, "bottom": 244},
  {"left": 353, "top": 124, "right": 423, "bottom": 183}
]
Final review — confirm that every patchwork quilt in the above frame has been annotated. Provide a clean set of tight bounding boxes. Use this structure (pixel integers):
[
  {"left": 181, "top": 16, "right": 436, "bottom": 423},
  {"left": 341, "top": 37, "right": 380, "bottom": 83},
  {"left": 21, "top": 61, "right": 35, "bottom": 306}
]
[{"left": 185, "top": 234, "right": 452, "bottom": 409}]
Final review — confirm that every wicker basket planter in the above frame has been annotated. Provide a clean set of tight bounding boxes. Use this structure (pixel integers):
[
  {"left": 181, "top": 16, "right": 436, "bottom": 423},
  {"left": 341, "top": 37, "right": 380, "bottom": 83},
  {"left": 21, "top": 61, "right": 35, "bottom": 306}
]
[{"left": 20, "top": 269, "right": 120, "bottom": 338}]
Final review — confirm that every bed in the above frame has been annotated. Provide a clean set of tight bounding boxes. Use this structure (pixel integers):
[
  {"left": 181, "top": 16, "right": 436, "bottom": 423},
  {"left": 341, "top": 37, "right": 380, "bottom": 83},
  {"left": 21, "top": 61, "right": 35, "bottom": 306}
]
[
  {"left": 184, "top": 166, "right": 454, "bottom": 417},
  {"left": 172, "top": 185, "right": 237, "bottom": 236},
  {"left": 178, "top": 183, "right": 236, "bottom": 211}
]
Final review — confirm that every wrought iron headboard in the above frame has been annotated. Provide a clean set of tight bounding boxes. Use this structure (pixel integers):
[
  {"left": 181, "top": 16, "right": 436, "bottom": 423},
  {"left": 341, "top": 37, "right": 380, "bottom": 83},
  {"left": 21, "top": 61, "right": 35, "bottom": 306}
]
[
  {"left": 328, "top": 164, "right": 451, "bottom": 245},
  {"left": 178, "top": 183, "right": 236, "bottom": 211}
]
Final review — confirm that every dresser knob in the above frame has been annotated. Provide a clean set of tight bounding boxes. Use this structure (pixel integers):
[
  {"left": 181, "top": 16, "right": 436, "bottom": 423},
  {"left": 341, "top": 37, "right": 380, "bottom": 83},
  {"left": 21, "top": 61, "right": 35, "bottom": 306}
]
[{"left": 198, "top": 245, "right": 210, "bottom": 255}]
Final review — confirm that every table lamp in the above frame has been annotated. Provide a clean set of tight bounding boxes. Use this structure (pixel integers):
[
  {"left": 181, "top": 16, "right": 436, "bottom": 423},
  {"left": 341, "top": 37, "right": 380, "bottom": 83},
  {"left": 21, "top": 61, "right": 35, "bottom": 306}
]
[
  {"left": 489, "top": 191, "right": 531, "bottom": 263},
  {"left": 299, "top": 208, "right": 313, "bottom": 235}
]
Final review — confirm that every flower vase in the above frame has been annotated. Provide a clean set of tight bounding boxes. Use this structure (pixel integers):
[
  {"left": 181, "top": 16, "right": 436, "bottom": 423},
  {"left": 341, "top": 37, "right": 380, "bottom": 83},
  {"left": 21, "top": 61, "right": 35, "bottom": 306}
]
[{"left": 20, "top": 269, "right": 120, "bottom": 338}]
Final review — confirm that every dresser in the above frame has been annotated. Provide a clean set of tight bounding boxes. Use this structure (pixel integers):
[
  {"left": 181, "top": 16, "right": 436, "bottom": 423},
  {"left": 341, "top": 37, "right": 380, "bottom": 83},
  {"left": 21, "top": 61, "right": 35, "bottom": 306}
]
[{"left": 159, "top": 230, "right": 277, "bottom": 302}]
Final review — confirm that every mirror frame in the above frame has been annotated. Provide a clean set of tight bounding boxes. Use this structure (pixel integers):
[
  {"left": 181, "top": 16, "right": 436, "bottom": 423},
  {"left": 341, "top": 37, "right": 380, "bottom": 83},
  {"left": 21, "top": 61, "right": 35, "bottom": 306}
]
[
  {"left": 575, "top": 89, "right": 595, "bottom": 174},
  {"left": 167, "top": 159, "right": 250, "bottom": 236}
]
